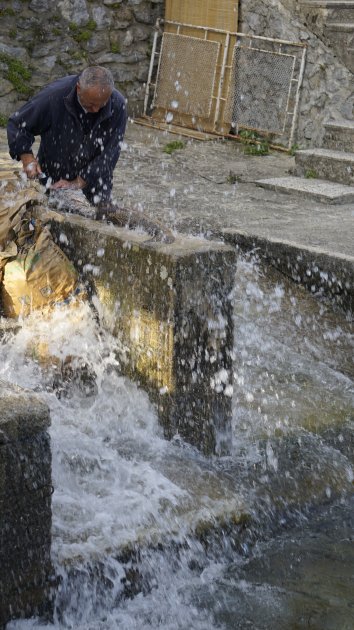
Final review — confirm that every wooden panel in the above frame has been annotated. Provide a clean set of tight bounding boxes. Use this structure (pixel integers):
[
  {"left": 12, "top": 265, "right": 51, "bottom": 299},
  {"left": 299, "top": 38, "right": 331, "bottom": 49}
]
[{"left": 165, "top": 0, "right": 238, "bottom": 32}]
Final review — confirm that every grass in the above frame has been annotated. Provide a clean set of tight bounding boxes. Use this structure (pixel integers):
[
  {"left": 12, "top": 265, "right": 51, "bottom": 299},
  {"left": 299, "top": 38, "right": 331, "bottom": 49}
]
[
  {"left": 163, "top": 140, "right": 185, "bottom": 155},
  {"left": 305, "top": 169, "right": 317, "bottom": 179},
  {"left": 0, "top": 114, "right": 8, "bottom": 128},
  {"left": 238, "top": 129, "right": 270, "bottom": 156}
]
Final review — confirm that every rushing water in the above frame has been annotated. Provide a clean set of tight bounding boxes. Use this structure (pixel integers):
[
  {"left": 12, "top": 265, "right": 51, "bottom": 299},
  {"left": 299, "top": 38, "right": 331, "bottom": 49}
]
[{"left": 1, "top": 254, "right": 353, "bottom": 629}]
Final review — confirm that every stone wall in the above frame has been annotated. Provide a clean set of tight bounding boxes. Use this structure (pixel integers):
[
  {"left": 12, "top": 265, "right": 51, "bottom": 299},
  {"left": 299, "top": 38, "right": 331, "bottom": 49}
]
[
  {"left": 0, "top": 0, "right": 164, "bottom": 120},
  {"left": 1, "top": 0, "right": 354, "bottom": 146},
  {"left": 0, "top": 380, "right": 52, "bottom": 627},
  {"left": 239, "top": 0, "right": 354, "bottom": 146}
]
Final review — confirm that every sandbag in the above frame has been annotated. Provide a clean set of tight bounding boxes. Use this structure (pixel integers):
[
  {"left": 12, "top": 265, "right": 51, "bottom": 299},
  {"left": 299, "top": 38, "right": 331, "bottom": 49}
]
[
  {"left": 0, "top": 184, "right": 43, "bottom": 249},
  {"left": 1, "top": 226, "right": 83, "bottom": 318},
  {"left": 0, "top": 184, "right": 45, "bottom": 276}
]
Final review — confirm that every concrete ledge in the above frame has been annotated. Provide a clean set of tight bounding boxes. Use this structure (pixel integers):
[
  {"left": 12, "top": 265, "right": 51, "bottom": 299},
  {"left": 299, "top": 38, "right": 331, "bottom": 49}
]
[
  {"left": 221, "top": 229, "right": 354, "bottom": 312},
  {"left": 0, "top": 380, "right": 52, "bottom": 628},
  {"left": 49, "top": 211, "right": 237, "bottom": 455},
  {"left": 0, "top": 381, "right": 50, "bottom": 443}
]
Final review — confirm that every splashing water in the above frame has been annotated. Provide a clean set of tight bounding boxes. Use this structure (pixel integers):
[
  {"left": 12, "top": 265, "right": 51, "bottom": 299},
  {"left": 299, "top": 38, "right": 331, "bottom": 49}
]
[{"left": 2, "top": 254, "right": 353, "bottom": 629}]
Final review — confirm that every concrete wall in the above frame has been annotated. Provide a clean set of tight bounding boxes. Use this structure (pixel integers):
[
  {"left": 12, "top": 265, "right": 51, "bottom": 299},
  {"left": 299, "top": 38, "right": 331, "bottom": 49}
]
[
  {"left": 0, "top": 380, "right": 52, "bottom": 627},
  {"left": 49, "top": 211, "right": 237, "bottom": 456}
]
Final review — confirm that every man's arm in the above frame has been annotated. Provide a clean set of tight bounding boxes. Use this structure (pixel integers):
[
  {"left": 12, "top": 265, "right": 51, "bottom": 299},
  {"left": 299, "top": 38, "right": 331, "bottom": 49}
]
[{"left": 7, "top": 87, "right": 52, "bottom": 177}]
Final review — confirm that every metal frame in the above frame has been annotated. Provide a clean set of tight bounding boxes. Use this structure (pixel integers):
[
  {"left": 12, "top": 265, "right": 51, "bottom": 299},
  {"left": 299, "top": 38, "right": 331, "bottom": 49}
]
[{"left": 143, "top": 19, "right": 307, "bottom": 150}]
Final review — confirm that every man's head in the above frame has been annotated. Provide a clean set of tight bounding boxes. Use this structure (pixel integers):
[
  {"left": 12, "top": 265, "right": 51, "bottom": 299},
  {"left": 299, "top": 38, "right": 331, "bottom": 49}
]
[{"left": 77, "top": 66, "right": 114, "bottom": 113}]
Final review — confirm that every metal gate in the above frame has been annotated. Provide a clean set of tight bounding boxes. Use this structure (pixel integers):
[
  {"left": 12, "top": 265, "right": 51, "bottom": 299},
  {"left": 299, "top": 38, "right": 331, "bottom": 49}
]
[{"left": 143, "top": 20, "right": 307, "bottom": 149}]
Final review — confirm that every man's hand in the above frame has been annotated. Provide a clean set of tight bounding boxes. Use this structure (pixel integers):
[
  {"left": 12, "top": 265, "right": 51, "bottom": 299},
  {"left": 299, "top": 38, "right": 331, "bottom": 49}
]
[
  {"left": 50, "top": 176, "right": 86, "bottom": 191},
  {"left": 20, "top": 153, "right": 42, "bottom": 179}
]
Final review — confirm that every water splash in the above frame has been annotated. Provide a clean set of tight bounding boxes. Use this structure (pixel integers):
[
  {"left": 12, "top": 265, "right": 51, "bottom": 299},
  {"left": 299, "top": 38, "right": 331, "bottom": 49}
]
[{"left": 3, "top": 253, "right": 354, "bottom": 629}]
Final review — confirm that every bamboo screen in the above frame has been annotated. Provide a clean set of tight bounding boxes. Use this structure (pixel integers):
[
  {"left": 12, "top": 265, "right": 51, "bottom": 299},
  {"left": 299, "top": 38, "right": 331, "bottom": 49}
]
[{"left": 164, "top": 0, "right": 238, "bottom": 31}]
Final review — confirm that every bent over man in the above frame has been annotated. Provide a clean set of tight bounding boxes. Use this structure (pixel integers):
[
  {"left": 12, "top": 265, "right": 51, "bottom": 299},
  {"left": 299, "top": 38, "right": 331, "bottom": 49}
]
[{"left": 7, "top": 66, "right": 127, "bottom": 205}]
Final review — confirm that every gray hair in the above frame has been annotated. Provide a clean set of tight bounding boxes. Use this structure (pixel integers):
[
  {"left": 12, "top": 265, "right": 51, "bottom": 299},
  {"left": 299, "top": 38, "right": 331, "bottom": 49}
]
[{"left": 79, "top": 66, "right": 114, "bottom": 91}]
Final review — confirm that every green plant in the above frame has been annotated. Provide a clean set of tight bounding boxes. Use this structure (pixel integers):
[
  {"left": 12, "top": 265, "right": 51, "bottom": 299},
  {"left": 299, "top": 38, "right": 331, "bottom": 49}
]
[
  {"left": 244, "top": 141, "right": 269, "bottom": 156},
  {"left": 289, "top": 143, "right": 300, "bottom": 156},
  {"left": 0, "top": 114, "right": 8, "bottom": 127},
  {"left": 69, "top": 19, "right": 97, "bottom": 44},
  {"left": 110, "top": 43, "right": 120, "bottom": 54},
  {"left": 0, "top": 8, "right": 16, "bottom": 17},
  {"left": 239, "top": 129, "right": 258, "bottom": 141},
  {"left": 52, "top": 27, "right": 62, "bottom": 36},
  {"left": 71, "top": 49, "right": 88, "bottom": 62},
  {"left": 238, "top": 128, "right": 270, "bottom": 156},
  {"left": 305, "top": 169, "right": 317, "bottom": 179},
  {"left": 86, "top": 19, "right": 97, "bottom": 30},
  {"left": 227, "top": 171, "right": 239, "bottom": 184},
  {"left": 9, "top": 28, "right": 17, "bottom": 38},
  {"left": 0, "top": 52, "right": 33, "bottom": 96},
  {"left": 163, "top": 140, "right": 185, "bottom": 155}
]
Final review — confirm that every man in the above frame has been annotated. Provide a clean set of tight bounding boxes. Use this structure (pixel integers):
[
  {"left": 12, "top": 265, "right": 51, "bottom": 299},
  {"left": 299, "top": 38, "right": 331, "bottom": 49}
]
[{"left": 7, "top": 66, "right": 127, "bottom": 206}]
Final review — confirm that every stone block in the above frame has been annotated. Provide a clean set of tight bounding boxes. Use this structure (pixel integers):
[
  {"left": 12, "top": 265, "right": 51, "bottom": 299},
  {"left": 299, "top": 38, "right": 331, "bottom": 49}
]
[
  {"left": 323, "top": 119, "right": 354, "bottom": 152},
  {"left": 0, "top": 380, "right": 52, "bottom": 628},
  {"left": 256, "top": 176, "right": 354, "bottom": 203},
  {"left": 49, "top": 213, "right": 236, "bottom": 455},
  {"left": 295, "top": 147, "right": 354, "bottom": 186}
]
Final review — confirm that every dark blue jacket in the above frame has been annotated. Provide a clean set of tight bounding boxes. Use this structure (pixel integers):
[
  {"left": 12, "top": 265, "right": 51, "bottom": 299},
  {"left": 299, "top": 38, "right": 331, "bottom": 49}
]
[{"left": 7, "top": 74, "right": 127, "bottom": 204}]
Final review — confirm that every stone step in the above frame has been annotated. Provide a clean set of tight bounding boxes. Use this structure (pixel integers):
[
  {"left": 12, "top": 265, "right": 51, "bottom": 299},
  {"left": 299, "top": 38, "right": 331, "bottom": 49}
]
[
  {"left": 299, "top": 2, "right": 354, "bottom": 71},
  {"left": 323, "top": 119, "right": 354, "bottom": 151},
  {"left": 324, "top": 23, "right": 354, "bottom": 70},
  {"left": 300, "top": 0, "right": 354, "bottom": 20},
  {"left": 295, "top": 147, "right": 354, "bottom": 186},
  {"left": 255, "top": 175, "right": 354, "bottom": 203},
  {"left": 299, "top": 1, "right": 354, "bottom": 40},
  {"left": 326, "top": 20, "right": 354, "bottom": 30}
]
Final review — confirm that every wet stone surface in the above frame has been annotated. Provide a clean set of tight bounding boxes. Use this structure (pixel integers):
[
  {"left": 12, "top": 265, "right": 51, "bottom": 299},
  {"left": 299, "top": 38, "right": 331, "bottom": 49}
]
[{"left": 112, "top": 123, "right": 354, "bottom": 260}]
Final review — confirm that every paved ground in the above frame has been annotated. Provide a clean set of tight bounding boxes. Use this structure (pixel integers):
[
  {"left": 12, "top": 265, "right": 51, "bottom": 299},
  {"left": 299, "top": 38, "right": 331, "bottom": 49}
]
[
  {"left": 113, "top": 121, "right": 354, "bottom": 260},
  {"left": 1, "top": 123, "right": 353, "bottom": 307}
]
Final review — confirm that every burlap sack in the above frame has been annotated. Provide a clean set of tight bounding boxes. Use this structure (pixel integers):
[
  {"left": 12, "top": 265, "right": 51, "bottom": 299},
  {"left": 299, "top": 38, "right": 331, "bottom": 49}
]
[
  {"left": 0, "top": 185, "right": 43, "bottom": 249},
  {"left": 0, "top": 184, "right": 45, "bottom": 274},
  {"left": 1, "top": 226, "right": 82, "bottom": 318}
]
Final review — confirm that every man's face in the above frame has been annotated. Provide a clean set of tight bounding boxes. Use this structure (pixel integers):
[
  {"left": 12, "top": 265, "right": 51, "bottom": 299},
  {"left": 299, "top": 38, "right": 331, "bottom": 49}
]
[{"left": 76, "top": 83, "right": 112, "bottom": 113}]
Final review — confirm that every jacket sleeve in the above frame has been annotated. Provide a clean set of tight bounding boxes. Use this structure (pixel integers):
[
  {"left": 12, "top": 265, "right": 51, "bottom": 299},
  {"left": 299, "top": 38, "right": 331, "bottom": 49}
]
[
  {"left": 79, "top": 98, "right": 128, "bottom": 203},
  {"left": 7, "top": 88, "right": 52, "bottom": 161}
]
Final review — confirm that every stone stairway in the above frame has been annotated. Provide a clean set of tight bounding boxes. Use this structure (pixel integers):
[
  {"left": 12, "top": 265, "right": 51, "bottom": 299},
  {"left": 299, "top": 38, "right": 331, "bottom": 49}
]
[
  {"left": 299, "top": 1, "right": 354, "bottom": 71},
  {"left": 256, "top": 119, "right": 354, "bottom": 203}
]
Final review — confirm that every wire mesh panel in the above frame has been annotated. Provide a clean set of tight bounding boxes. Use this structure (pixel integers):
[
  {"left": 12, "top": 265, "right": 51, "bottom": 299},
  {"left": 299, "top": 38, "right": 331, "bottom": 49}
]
[
  {"left": 143, "top": 21, "right": 307, "bottom": 148},
  {"left": 225, "top": 45, "right": 296, "bottom": 135},
  {"left": 153, "top": 33, "right": 220, "bottom": 118}
]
